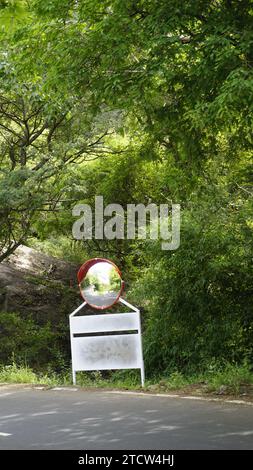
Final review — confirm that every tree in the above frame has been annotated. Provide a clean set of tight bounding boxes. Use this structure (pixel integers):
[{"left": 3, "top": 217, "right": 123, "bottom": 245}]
[
  {"left": 0, "top": 60, "right": 120, "bottom": 261},
  {"left": 0, "top": 0, "right": 252, "bottom": 376}
]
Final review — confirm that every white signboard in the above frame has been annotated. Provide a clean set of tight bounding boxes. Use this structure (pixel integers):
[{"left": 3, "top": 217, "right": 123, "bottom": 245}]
[{"left": 69, "top": 299, "right": 145, "bottom": 386}]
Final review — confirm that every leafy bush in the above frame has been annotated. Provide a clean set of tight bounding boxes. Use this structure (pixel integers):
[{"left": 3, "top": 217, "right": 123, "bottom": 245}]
[
  {"left": 132, "top": 194, "right": 253, "bottom": 376},
  {"left": 0, "top": 312, "right": 69, "bottom": 370}
]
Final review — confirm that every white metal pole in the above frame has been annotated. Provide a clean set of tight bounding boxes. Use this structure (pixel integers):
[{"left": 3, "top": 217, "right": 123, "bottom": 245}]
[
  {"left": 69, "top": 301, "right": 86, "bottom": 317},
  {"left": 137, "top": 309, "right": 145, "bottom": 388},
  {"left": 69, "top": 301, "right": 86, "bottom": 385},
  {"left": 140, "top": 365, "right": 145, "bottom": 388},
  {"left": 119, "top": 297, "right": 139, "bottom": 312}
]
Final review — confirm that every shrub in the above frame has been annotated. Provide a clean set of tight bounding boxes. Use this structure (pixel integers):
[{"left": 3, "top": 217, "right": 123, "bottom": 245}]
[
  {"left": 0, "top": 311, "right": 68, "bottom": 370},
  {"left": 132, "top": 196, "right": 253, "bottom": 376}
]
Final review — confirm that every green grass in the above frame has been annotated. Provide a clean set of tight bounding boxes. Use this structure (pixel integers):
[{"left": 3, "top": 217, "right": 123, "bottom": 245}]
[
  {"left": 0, "top": 362, "right": 252, "bottom": 397},
  {"left": 61, "top": 370, "right": 143, "bottom": 390},
  {"left": 159, "top": 371, "right": 190, "bottom": 390},
  {"left": 0, "top": 363, "right": 59, "bottom": 386},
  {"left": 149, "top": 362, "right": 253, "bottom": 395},
  {"left": 203, "top": 362, "right": 253, "bottom": 394},
  {"left": 0, "top": 364, "right": 142, "bottom": 389}
]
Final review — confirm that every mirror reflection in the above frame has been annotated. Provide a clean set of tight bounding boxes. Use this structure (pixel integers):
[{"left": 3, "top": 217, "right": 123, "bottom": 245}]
[{"left": 80, "top": 261, "right": 122, "bottom": 309}]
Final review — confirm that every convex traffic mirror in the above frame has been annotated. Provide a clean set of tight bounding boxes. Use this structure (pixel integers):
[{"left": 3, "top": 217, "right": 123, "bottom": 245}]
[{"left": 77, "top": 258, "right": 124, "bottom": 310}]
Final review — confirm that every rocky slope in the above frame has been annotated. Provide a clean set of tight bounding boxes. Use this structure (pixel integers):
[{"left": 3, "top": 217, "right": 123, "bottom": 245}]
[{"left": 0, "top": 245, "right": 80, "bottom": 323}]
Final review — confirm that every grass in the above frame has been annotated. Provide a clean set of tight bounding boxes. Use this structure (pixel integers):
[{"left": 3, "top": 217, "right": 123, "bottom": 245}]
[
  {"left": 203, "top": 362, "right": 253, "bottom": 394},
  {"left": 147, "top": 362, "right": 253, "bottom": 396},
  {"left": 0, "top": 363, "right": 59, "bottom": 386},
  {"left": 0, "top": 364, "right": 141, "bottom": 389},
  {"left": 61, "top": 369, "right": 144, "bottom": 390},
  {"left": 0, "top": 362, "right": 252, "bottom": 398}
]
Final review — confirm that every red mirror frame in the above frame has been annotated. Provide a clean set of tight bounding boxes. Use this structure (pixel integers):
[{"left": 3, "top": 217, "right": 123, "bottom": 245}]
[{"left": 77, "top": 258, "right": 124, "bottom": 310}]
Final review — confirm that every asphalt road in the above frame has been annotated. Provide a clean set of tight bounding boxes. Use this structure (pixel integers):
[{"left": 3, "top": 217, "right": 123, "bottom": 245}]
[
  {"left": 83, "top": 288, "right": 118, "bottom": 307},
  {"left": 0, "top": 385, "right": 253, "bottom": 450}
]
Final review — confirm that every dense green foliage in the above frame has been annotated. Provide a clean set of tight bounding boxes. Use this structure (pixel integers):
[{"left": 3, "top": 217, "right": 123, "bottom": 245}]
[
  {"left": 0, "top": 1, "right": 252, "bottom": 379},
  {"left": 0, "top": 311, "right": 69, "bottom": 370}
]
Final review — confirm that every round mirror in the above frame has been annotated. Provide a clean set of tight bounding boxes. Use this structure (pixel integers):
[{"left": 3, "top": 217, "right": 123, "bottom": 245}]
[{"left": 77, "top": 258, "right": 124, "bottom": 310}]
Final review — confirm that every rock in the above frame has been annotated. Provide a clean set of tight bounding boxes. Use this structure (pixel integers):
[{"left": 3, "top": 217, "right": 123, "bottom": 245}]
[
  {"left": 4, "top": 245, "right": 78, "bottom": 283},
  {"left": 217, "top": 385, "right": 228, "bottom": 395},
  {"left": 0, "top": 245, "right": 81, "bottom": 324}
]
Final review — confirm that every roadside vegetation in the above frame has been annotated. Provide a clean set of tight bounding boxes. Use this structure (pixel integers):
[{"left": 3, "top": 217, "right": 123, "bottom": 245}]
[
  {"left": 1, "top": 362, "right": 253, "bottom": 400},
  {"left": 0, "top": 1, "right": 252, "bottom": 394}
]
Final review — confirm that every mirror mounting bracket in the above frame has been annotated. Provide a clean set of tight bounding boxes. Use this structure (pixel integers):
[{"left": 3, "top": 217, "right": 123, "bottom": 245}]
[{"left": 69, "top": 298, "right": 139, "bottom": 318}]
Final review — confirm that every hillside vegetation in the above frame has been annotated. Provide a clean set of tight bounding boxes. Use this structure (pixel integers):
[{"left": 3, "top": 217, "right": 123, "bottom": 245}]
[{"left": 0, "top": 1, "right": 252, "bottom": 391}]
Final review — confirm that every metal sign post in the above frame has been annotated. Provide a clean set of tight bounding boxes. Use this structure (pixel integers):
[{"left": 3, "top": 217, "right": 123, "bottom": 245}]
[{"left": 69, "top": 297, "right": 145, "bottom": 387}]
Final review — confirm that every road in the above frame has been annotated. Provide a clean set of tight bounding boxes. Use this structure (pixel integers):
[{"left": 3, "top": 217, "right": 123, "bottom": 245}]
[
  {"left": 0, "top": 385, "right": 253, "bottom": 450},
  {"left": 83, "top": 287, "right": 118, "bottom": 307}
]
